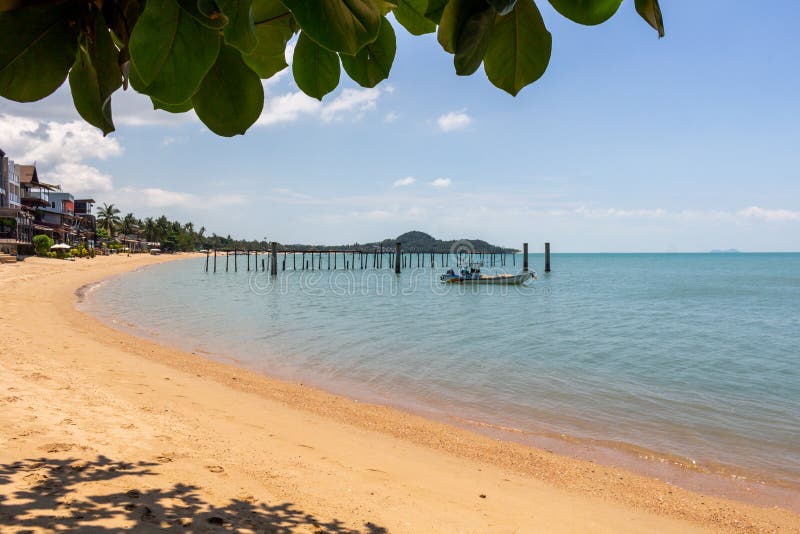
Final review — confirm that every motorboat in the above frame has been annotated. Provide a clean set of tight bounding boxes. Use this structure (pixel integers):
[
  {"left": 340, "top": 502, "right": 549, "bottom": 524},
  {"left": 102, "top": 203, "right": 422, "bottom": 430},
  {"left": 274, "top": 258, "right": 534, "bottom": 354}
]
[{"left": 440, "top": 262, "right": 535, "bottom": 284}]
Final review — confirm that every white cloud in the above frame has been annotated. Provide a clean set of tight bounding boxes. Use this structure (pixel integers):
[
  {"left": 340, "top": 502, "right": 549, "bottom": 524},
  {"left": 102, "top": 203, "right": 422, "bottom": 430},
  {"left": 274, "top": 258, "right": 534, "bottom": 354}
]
[
  {"left": 48, "top": 163, "right": 113, "bottom": 194},
  {"left": 384, "top": 111, "right": 399, "bottom": 123},
  {"left": 437, "top": 110, "right": 472, "bottom": 132},
  {"left": 393, "top": 176, "right": 416, "bottom": 188},
  {"left": 257, "top": 87, "right": 384, "bottom": 126},
  {"left": 160, "top": 136, "right": 187, "bottom": 147},
  {"left": 320, "top": 88, "right": 381, "bottom": 122},
  {"left": 0, "top": 113, "right": 122, "bottom": 196},
  {"left": 118, "top": 187, "right": 247, "bottom": 209},
  {"left": 137, "top": 188, "right": 194, "bottom": 208},
  {"left": 257, "top": 92, "right": 320, "bottom": 125},
  {"left": 0, "top": 113, "right": 122, "bottom": 165},
  {"left": 737, "top": 206, "right": 800, "bottom": 222},
  {"left": 430, "top": 178, "right": 452, "bottom": 188}
]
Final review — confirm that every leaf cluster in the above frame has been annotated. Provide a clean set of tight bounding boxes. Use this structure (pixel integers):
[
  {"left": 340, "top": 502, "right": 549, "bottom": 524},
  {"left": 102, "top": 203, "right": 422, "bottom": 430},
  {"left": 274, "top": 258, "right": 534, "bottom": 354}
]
[{"left": 0, "top": 0, "right": 663, "bottom": 136}]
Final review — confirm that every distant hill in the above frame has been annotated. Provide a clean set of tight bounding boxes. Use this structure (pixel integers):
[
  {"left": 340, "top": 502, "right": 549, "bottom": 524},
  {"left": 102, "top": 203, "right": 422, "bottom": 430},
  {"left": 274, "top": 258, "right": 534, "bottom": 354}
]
[
  {"left": 279, "top": 231, "right": 515, "bottom": 253},
  {"left": 375, "top": 231, "right": 515, "bottom": 253}
]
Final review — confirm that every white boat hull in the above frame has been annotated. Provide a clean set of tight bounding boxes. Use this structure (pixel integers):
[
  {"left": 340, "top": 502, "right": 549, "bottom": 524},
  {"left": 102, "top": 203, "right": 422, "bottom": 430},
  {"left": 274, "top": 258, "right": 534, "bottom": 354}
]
[{"left": 442, "top": 272, "right": 533, "bottom": 285}]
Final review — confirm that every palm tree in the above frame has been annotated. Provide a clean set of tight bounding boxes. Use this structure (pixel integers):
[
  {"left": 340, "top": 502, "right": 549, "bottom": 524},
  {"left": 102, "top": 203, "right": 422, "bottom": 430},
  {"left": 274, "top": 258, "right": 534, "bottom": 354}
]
[
  {"left": 120, "top": 212, "right": 138, "bottom": 236},
  {"left": 96, "top": 203, "right": 122, "bottom": 238},
  {"left": 142, "top": 217, "right": 158, "bottom": 242}
]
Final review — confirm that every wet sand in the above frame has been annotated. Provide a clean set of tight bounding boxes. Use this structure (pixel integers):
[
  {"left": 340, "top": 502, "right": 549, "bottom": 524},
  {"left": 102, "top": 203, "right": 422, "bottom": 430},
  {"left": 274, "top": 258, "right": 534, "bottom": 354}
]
[{"left": 0, "top": 254, "right": 798, "bottom": 532}]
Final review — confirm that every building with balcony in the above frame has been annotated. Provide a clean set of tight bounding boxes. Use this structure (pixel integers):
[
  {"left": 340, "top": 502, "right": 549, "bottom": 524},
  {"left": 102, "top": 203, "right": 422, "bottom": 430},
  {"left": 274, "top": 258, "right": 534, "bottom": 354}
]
[{"left": 0, "top": 149, "right": 32, "bottom": 254}]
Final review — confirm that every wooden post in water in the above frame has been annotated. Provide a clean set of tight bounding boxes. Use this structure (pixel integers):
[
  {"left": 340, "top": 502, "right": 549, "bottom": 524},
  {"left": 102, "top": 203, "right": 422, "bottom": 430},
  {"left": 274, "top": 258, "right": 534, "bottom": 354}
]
[
  {"left": 523, "top": 243, "right": 529, "bottom": 272},
  {"left": 205, "top": 250, "right": 209, "bottom": 272},
  {"left": 302, "top": 252, "right": 305, "bottom": 270},
  {"left": 226, "top": 250, "right": 229, "bottom": 272},
  {"left": 270, "top": 242, "right": 278, "bottom": 275},
  {"left": 213, "top": 249, "right": 217, "bottom": 272},
  {"left": 261, "top": 259, "right": 265, "bottom": 271},
  {"left": 283, "top": 252, "right": 286, "bottom": 271},
  {"left": 545, "top": 242, "right": 551, "bottom": 272},
  {"left": 247, "top": 250, "right": 250, "bottom": 271},
  {"left": 254, "top": 250, "right": 257, "bottom": 270},
  {"left": 234, "top": 250, "right": 237, "bottom": 272},
  {"left": 394, "top": 242, "right": 401, "bottom": 274}
]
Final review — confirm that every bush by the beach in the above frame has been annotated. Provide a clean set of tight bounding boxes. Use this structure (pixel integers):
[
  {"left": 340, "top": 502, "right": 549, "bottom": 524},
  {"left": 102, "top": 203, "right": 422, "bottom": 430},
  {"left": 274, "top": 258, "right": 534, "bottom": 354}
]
[{"left": 33, "top": 235, "right": 54, "bottom": 256}]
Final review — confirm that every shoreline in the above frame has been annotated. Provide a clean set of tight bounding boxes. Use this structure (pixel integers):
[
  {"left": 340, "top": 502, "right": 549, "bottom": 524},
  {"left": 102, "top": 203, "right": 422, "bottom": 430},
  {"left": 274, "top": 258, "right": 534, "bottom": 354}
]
[
  {"left": 80, "top": 258, "right": 800, "bottom": 510},
  {"left": 1, "top": 255, "right": 798, "bottom": 531}
]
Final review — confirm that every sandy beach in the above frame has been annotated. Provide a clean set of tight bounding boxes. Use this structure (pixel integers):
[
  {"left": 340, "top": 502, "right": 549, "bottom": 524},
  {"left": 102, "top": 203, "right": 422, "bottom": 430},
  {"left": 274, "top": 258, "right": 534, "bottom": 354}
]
[{"left": 0, "top": 254, "right": 798, "bottom": 532}]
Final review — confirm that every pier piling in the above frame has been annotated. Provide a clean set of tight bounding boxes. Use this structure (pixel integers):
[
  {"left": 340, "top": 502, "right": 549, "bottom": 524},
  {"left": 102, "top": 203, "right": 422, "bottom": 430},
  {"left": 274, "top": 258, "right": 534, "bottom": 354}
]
[
  {"left": 271, "top": 242, "right": 278, "bottom": 275},
  {"left": 545, "top": 242, "right": 551, "bottom": 273},
  {"left": 523, "top": 243, "right": 528, "bottom": 272},
  {"left": 395, "top": 242, "right": 401, "bottom": 274}
]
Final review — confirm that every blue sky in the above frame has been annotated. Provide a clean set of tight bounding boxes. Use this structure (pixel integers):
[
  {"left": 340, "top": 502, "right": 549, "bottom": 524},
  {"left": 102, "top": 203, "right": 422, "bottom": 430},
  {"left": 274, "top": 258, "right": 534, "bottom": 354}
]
[{"left": 1, "top": 0, "right": 798, "bottom": 251}]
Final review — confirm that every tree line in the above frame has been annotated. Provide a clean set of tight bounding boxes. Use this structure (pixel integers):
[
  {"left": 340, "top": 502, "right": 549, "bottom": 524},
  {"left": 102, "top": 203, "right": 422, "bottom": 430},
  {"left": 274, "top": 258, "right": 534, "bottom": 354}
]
[{"left": 95, "top": 203, "right": 268, "bottom": 252}]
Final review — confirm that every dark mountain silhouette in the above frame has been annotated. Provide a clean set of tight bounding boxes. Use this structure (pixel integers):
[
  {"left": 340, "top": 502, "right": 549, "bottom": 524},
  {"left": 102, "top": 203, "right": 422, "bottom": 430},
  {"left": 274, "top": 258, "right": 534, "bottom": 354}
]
[{"left": 279, "top": 231, "right": 515, "bottom": 253}]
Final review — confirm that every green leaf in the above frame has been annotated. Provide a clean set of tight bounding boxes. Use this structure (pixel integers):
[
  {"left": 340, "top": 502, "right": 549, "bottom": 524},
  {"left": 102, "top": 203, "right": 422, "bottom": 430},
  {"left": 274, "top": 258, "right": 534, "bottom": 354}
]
[
  {"left": 0, "top": 4, "right": 78, "bottom": 102},
  {"left": 487, "top": 0, "right": 516, "bottom": 15},
  {"left": 292, "top": 31, "right": 340, "bottom": 100},
  {"left": 219, "top": 0, "right": 258, "bottom": 53},
  {"left": 152, "top": 97, "right": 194, "bottom": 113},
  {"left": 438, "top": 0, "right": 492, "bottom": 54},
  {"left": 253, "top": 0, "right": 290, "bottom": 22},
  {"left": 547, "top": 0, "right": 622, "bottom": 25},
  {"left": 177, "top": 0, "right": 228, "bottom": 29},
  {"left": 425, "top": 0, "right": 449, "bottom": 24},
  {"left": 69, "top": 13, "right": 123, "bottom": 135},
  {"left": 484, "top": 0, "right": 551, "bottom": 95},
  {"left": 341, "top": 16, "right": 395, "bottom": 87},
  {"left": 129, "top": 0, "right": 220, "bottom": 104},
  {"left": 453, "top": 4, "right": 495, "bottom": 75},
  {"left": 102, "top": 0, "right": 143, "bottom": 48},
  {"left": 393, "top": 0, "right": 436, "bottom": 35},
  {"left": 192, "top": 42, "right": 264, "bottom": 136},
  {"left": 243, "top": 13, "right": 294, "bottom": 77},
  {"left": 281, "top": 0, "right": 381, "bottom": 55},
  {"left": 635, "top": 0, "right": 664, "bottom": 38}
]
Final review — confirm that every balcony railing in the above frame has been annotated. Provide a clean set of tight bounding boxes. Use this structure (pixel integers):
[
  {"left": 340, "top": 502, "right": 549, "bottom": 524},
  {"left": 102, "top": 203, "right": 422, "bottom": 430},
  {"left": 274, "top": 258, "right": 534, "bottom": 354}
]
[{"left": 23, "top": 190, "right": 50, "bottom": 202}]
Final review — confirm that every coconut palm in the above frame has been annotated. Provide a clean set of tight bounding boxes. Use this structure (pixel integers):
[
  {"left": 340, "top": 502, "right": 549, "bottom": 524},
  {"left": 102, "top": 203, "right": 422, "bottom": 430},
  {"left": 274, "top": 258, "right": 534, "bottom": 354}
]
[
  {"left": 120, "top": 212, "right": 139, "bottom": 236},
  {"left": 142, "top": 217, "right": 158, "bottom": 242},
  {"left": 96, "top": 203, "right": 122, "bottom": 238}
]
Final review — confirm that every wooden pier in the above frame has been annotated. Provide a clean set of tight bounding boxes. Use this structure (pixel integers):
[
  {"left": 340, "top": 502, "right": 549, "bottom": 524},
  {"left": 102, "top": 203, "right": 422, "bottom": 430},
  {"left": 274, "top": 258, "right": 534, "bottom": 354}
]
[{"left": 203, "top": 242, "right": 551, "bottom": 274}]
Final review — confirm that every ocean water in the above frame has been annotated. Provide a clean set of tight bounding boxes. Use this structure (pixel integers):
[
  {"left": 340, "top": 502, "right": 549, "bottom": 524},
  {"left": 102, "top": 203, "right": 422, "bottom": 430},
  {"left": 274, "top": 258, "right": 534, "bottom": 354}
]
[{"left": 83, "top": 253, "right": 800, "bottom": 497}]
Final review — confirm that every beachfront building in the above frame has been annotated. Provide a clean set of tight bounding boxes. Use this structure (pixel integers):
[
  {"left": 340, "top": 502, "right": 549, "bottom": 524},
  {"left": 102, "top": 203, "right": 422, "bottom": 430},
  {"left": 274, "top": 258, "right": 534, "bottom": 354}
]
[
  {"left": 0, "top": 149, "right": 33, "bottom": 255},
  {"left": 18, "top": 165, "right": 98, "bottom": 246},
  {"left": 0, "top": 155, "right": 100, "bottom": 254},
  {"left": 1, "top": 149, "right": 22, "bottom": 209},
  {"left": 75, "top": 198, "right": 97, "bottom": 248}
]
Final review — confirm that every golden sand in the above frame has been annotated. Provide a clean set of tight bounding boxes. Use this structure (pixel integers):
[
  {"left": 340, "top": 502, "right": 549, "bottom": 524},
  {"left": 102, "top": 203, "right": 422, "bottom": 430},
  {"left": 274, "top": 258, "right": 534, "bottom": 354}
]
[{"left": 0, "top": 254, "right": 797, "bottom": 532}]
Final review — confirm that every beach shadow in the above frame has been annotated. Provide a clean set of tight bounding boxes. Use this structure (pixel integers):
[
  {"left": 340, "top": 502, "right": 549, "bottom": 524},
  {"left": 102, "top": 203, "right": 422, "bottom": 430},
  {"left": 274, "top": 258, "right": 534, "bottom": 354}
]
[{"left": 0, "top": 455, "right": 387, "bottom": 533}]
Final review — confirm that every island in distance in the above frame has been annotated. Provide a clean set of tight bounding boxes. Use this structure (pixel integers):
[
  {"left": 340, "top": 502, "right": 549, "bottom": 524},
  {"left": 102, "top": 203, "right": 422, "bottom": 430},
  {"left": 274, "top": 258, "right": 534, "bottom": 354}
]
[{"left": 280, "top": 231, "right": 517, "bottom": 254}]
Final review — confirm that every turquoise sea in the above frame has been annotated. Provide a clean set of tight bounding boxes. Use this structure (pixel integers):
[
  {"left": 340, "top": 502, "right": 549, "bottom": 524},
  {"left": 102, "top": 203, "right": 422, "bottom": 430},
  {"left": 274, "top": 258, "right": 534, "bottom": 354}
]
[{"left": 82, "top": 253, "right": 800, "bottom": 505}]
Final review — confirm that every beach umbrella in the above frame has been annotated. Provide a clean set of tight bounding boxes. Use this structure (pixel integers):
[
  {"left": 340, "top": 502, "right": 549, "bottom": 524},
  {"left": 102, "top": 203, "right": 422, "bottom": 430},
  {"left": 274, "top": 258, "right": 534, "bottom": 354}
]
[{"left": 50, "top": 243, "right": 71, "bottom": 250}]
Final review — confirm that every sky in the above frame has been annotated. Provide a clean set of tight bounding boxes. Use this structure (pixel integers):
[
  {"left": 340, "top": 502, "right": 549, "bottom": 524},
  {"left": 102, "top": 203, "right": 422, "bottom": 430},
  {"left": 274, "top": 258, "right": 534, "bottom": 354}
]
[{"left": 1, "top": 0, "right": 798, "bottom": 252}]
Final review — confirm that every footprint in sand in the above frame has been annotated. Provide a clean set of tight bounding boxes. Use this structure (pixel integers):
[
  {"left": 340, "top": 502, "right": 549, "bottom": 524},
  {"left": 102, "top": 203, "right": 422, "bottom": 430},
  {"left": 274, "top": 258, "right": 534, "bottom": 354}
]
[
  {"left": 156, "top": 456, "right": 173, "bottom": 463},
  {"left": 24, "top": 372, "right": 50, "bottom": 381},
  {"left": 207, "top": 465, "right": 225, "bottom": 473},
  {"left": 39, "top": 442, "right": 74, "bottom": 453}
]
